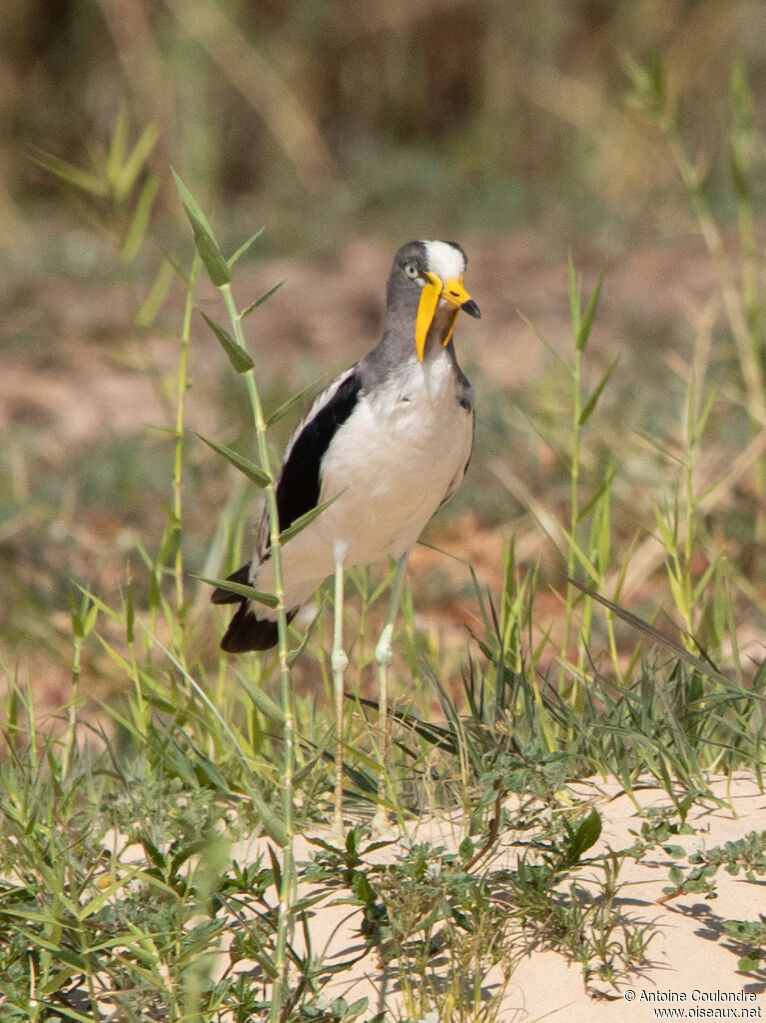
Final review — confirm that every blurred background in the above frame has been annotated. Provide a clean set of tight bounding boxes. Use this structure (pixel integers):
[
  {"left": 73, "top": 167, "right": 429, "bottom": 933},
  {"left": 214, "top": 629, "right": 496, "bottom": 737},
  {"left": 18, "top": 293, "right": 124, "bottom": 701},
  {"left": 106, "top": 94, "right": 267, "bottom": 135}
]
[
  {"left": 2, "top": 0, "right": 766, "bottom": 704},
  {"left": 3, "top": 0, "right": 765, "bottom": 254}
]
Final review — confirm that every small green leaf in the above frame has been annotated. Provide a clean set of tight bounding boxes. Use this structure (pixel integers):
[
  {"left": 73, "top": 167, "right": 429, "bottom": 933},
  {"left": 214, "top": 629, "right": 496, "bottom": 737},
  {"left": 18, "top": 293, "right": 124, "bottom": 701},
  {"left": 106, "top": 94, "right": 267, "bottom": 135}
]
[
  {"left": 346, "top": 998, "right": 370, "bottom": 1018},
  {"left": 566, "top": 809, "right": 602, "bottom": 864},
  {"left": 279, "top": 491, "right": 343, "bottom": 545},
  {"left": 69, "top": 591, "right": 83, "bottom": 638},
  {"left": 350, "top": 871, "right": 375, "bottom": 906},
  {"left": 668, "top": 864, "right": 684, "bottom": 887},
  {"left": 116, "top": 122, "right": 160, "bottom": 200},
  {"left": 255, "top": 797, "right": 290, "bottom": 847},
  {"left": 158, "top": 508, "right": 182, "bottom": 565},
  {"left": 227, "top": 227, "right": 264, "bottom": 268},
  {"left": 576, "top": 271, "right": 604, "bottom": 352},
  {"left": 239, "top": 675, "right": 285, "bottom": 724},
  {"left": 195, "top": 432, "right": 271, "bottom": 487},
  {"left": 201, "top": 312, "right": 254, "bottom": 373},
  {"left": 242, "top": 279, "right": 285, "bottom": 319},
  {"left": 578, "top": 354, "right": 619, "bottom": 427},
  {"left": 83, "top": 598, "right": 99, "bottom": 638},
  {"left": 459, "top": 836, "right": 475, "bottom": 863},
  {"left": 266, "top": 378, "right": 319, "bottom": 427},
  {"left": 196, "top": 575, "right": 279, "bottom": 609},
  {"left": 172, "top": 170, "right": 232, "bottom": 286},
  {"left": 663, "top": 844, "right": 686, "bottom": 859},
  {"left": 737, "top": 953, "right": 761, "bottom": 973}
]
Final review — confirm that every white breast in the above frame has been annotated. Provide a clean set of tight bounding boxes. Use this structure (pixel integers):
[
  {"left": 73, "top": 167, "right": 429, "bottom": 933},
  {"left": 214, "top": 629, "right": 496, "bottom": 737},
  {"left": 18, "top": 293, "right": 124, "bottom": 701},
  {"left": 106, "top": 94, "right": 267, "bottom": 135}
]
[{"left": 258, "top": 353, "right": 473, "bottom": 609}]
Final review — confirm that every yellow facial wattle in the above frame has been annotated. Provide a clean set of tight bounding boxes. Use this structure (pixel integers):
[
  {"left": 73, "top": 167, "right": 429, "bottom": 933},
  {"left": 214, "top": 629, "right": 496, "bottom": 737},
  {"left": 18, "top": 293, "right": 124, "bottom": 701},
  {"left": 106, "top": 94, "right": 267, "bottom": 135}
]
[
  {"left": 415, "top": 272, "right": 442, "bottom": 363},
  {"left": 414, "top": 271, "right": 476, "bottom": 361}
]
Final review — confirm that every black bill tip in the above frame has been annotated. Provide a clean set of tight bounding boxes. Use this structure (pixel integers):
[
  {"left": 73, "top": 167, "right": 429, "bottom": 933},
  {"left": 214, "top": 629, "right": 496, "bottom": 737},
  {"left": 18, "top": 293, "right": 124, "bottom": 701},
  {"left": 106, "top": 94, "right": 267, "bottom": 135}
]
[{"left": 461, "top": 299, "right": 481, "bottom": 319}]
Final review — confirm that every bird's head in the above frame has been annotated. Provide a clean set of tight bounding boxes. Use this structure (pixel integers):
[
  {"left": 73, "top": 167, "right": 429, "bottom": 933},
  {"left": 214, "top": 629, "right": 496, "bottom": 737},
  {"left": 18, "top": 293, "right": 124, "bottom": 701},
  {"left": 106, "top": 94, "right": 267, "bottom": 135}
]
[{"left": 388, "top": 240, "right": 481, "bottom": 362}]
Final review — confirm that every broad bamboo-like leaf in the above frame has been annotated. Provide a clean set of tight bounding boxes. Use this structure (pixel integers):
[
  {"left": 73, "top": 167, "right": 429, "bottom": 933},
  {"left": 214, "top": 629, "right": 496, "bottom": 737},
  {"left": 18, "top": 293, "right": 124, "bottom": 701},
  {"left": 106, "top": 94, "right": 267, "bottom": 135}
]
[
  {"left": 195, "top": 432, "right": 271, "bottom": 487},
  {"left": 172, "top": 170, "right": 232, "bottom": 286},
  {"left": 196, "top": 575, "right": 279, "bottom": 609},
  {"left": 279, "top": 491, "right": 343, "bottom": 545},
  {"left": 239, "top": 675, "right": 285, "bottom": 725},
  {"left": 266, "top": 379, "right": 319, "bottom": 427},
  {"left": 201, "top": 312, "right": 254, "bottom": 373}
]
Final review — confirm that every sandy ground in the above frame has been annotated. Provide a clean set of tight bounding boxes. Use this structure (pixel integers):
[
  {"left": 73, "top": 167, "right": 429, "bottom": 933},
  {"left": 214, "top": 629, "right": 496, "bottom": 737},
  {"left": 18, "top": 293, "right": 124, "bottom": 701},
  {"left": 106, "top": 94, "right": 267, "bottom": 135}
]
[{"left": 225, "top": 774, "right": 766, "bottom": 1022}]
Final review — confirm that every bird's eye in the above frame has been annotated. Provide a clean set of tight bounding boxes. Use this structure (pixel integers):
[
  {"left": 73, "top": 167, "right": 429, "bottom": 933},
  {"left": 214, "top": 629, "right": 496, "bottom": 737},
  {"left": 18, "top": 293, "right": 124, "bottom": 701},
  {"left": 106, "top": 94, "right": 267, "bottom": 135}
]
[{"left": 404, "top": 262, "right": 419, "bottom": 280}]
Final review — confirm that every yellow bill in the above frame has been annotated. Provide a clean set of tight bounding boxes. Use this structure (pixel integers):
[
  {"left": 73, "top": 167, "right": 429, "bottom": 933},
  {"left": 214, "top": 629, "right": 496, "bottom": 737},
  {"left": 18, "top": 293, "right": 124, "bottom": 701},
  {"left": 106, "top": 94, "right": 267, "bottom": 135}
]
[
  {"left": 415, "top": 273, "right": 442, "bottom": 362},
  {"left": 415, "top": 272, "right": 480, "bottom": 361}
]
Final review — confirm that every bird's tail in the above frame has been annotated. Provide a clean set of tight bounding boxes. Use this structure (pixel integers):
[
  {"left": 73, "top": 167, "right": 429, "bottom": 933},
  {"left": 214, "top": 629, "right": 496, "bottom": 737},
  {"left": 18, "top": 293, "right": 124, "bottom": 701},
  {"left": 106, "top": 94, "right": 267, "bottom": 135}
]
[{"left": 211, "top": 564, "right": 296, "bottom": 652}]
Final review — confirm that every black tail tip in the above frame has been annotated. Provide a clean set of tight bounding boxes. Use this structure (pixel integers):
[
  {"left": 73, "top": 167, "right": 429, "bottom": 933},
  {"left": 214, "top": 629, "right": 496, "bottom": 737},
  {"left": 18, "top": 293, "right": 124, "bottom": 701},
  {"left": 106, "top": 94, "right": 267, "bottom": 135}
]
[{"left": 220, "top": 602, "right": 297, "bottom": 653}]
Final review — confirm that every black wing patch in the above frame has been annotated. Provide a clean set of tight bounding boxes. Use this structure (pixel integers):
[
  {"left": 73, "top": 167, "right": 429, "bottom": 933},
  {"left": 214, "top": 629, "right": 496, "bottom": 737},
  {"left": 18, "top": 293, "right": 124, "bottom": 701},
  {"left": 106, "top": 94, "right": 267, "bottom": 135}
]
[
  {"left": 275, "top": 371, "right": 362, "bottom": 534},
  {"left": 212, "top": 371, "right": 362, "bottom": 651},
  {"left": 220, "top": 604, "right": 297, "bottom": 652}
]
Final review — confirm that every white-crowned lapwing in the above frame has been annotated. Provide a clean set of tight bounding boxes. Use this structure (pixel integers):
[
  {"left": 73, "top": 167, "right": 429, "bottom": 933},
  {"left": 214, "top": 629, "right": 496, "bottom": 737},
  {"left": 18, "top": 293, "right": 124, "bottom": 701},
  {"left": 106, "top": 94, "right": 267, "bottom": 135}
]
[{"left": 213, "top": 239, "right": 480, "bottom": 833}]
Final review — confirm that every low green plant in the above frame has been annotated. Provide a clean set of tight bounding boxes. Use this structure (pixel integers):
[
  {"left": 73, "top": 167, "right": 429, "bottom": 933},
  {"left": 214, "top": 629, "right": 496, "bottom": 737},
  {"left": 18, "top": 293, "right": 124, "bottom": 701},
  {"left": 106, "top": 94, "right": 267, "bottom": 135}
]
[
  {"left": 658, "top": 828, "right": 766, "bottom": 905},
  {"left": 723, "top": 917, "right": 766, "bottom": 974}
]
